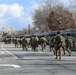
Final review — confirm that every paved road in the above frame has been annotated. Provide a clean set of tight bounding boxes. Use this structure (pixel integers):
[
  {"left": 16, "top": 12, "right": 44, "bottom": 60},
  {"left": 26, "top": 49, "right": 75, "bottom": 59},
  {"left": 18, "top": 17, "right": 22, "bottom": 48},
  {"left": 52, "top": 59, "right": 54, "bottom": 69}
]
[{"left": 0, "top": 42, "right": 76, "bottom": 75}]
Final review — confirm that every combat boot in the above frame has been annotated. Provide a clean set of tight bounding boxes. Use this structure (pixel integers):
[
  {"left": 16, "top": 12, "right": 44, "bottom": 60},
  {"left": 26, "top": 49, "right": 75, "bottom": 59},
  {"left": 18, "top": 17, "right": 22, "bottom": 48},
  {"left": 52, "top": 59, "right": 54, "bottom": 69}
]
[
  {"left": 55, "top": 56, "right": 58, "bottom": 59},
  {"left": 59, "top": 56, "right": 61, "bottom": 60}
]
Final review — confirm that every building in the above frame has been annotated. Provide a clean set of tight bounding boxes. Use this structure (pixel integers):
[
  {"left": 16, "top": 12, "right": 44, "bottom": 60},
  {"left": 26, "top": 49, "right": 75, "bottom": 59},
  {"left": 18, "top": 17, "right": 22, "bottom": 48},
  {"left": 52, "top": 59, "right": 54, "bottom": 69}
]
[{"left": 2, "top": 27, "right": 15, "bottom": 34}]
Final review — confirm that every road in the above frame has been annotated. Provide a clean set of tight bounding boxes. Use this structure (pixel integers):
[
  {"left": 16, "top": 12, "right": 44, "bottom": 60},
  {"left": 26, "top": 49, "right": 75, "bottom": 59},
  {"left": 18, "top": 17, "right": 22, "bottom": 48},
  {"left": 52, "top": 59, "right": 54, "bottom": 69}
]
[{"left": 0, "top": 42, "right": 76, "bottom": 75}]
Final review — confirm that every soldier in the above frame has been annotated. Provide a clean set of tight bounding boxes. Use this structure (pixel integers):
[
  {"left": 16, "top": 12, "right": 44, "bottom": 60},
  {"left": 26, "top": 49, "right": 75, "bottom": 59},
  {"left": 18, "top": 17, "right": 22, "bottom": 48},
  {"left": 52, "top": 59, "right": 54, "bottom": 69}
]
[
  {"left": 11, "top": 37, "right": 16, "bottom": 44},
  {"left": 22, "top": 37, "right": 28, "bottom": 51},
  {"left": 65, "top": 33, "right": 73, "bottom": 56},
  {"left": 30, "top": 36, "right": 39, "bottom": 51},
  {"left": 8, "top": 37, "right": 11, "bottom": 44},
  {"left": 30, "top": 37, "right": 34, "bottom": 50},
  {"left": 26, "top": 38, "right": 30, "bottom": 48},
  {"left": 18, "top": 38, "right": 22, "bottom": 48},
  {"left": 39, "top": 37, "right": 47, "bottom": 51},
  {"left": 33, "top": 36, "right": 39, "bottom": 51},
  {"left": 5, "top": 37, "right": 8, "bottom": 44},
  {"left": 59, "top": 35, "right": 66, "bottom": 55},
  {"left": 54, "top": 31, "right": 62, "bottom": 60},
  {"left": 49, "top": 34, "right": 56, "bottom": 52},
  {"left": 14, "top": 38, "right": 19, "bottom": 48}
]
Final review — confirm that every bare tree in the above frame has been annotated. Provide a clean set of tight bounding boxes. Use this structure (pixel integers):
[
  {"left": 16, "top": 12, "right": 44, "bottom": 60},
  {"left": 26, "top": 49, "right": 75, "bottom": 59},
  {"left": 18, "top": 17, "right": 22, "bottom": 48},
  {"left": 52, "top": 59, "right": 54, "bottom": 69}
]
[
  {"left": 13, "top": 28, "right": 28, "bottom": 37},
  {"left": 69, "top": 0, "right": 76, "bottom": 28},
  {"left": 33, "top": 7, "right": 49, "bottom": 32},
  {"left": 47, "top": 5, "right": 75, "bottom": 31},
  {"left": 33, "top": 0, "right": 75, "bottom": 32},
  {"left": 32, "top": 0, "right": 59, "bottom": 33}
]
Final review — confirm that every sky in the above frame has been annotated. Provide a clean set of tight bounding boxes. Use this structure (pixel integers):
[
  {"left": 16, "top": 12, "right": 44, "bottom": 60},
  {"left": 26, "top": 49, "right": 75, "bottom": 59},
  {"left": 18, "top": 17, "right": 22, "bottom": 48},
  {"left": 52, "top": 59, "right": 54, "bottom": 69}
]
[{"left": 0, "top": 0, "right": 70, "bottom": 30}]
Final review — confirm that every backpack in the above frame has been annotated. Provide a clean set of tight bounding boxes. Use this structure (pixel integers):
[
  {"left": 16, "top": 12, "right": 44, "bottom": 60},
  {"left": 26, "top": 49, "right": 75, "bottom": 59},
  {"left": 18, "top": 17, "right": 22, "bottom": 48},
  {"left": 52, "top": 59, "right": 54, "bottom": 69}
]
[
  {"left": 54, "top": 35, "right": 62, "bottom": 49},
  {"left": 55, "top": 35, "right": 61, "bottom": 44}
]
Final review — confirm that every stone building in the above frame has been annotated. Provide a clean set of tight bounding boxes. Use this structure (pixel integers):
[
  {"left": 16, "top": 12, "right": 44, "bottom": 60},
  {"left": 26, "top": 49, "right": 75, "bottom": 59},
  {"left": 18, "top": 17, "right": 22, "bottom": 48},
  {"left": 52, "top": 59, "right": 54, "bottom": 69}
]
[{"left": 2, "top": 27, "right": 15, "bottom": 34}]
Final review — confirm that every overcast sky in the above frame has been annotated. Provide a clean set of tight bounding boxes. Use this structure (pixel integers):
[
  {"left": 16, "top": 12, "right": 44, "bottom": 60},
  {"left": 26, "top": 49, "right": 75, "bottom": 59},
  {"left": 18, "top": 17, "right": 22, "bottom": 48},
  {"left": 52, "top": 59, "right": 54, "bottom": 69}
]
[{"left": 0, "top": 0, "right": 70, "bottom": 30}]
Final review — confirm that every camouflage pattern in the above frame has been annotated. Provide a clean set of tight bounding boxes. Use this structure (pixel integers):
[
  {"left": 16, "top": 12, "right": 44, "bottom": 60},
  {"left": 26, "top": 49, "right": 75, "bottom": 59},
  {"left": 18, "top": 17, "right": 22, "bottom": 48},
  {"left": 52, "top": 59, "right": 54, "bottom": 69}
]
[
  {"left": 30, "top": 37, "right": 39, "bottom": 51},
  {"left": 22, "top": 37, "right": 29, "bottom": 51},
  {"left": 14, "top": 38, "right": 19, "bottom": 48},
  {"left": 3, "top": 37, "right": 11, "bottom": 44},
  {"left": 46, "top": 36, "right": 51, "bottom": 45},
  {"left": 26, "top": 38, "right": 30, "bottom": 48},
  {"left": 39, "top": 37, "right": 46, "bottom": 51},
  {"left": 49, "top": 36, "right": 55, "bottom": 52},
  {"left": 54, "top": 34, "right": 62, "bottom": 60},
  {"left": 30, "top": 37, "right": 34, "bottom": 50},
  {"left": 18, "top": 38, "right": 22, "bottom": 48},
  {"left": 65, "top": 36, "right": 73, "bottom": 56},
  {"left": 11, "top": 38, "right": 15, "bottom": 44},
  {"left": 60, "top": 35, "right": 66, "bottom": 55}
]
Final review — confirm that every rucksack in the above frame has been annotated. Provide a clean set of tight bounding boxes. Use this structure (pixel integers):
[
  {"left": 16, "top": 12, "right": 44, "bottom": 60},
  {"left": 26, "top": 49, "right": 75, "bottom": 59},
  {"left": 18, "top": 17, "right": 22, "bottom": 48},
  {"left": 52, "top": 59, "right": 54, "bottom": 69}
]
[
  {"left": 55, "top": 35, "right": 61, "bottom": 44},
  {"left": 54, "top": 35, "right": 62, "bottom": 49}
]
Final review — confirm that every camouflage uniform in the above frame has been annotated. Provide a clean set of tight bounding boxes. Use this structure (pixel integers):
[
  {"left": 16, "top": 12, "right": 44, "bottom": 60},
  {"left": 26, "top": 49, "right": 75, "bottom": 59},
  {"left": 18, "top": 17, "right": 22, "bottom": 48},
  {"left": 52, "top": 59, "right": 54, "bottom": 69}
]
[
  {"left": 5, "top": 38, "right": 9, "bottom": 44},
  {"left": 54, "top": 32, "right": 62, "bottom": 60},
  {"left": 12, "top": 38, "right": 15, "bottom": 44},
  {"left": 14, "top": 38, "right": 19, "bottom": 48},
  {"left": 34, "top": 37, "right": 39, "bottom": 51},
  {"left": 30, "top": 37, "right": 39, "bottom": 51},
  {"left": 65, "top": 35, "right": 73, "bottom": 56},
  {"left": 30, "top": 37, "right": 34, "bottom": 50},
  {"left": 18, "top": 38, "right": 22, "bottom": 48},
  {"left": 22, "top": 37, "right": 28, "bottom": 51},
  {"left": 8, "top": 38, "right": 11, "bottom": 44},
  {"left": 39, "top": 37, "right": 46, "bottom": 51},
  {"left": 49, "top": 36, "right": 55, "bottom": 52},
  {"left": 26, "top": 38, "right": 30, "bottom": 48},
  {"left": 60, "top": 35, "right": 66, "bottom": 55}
]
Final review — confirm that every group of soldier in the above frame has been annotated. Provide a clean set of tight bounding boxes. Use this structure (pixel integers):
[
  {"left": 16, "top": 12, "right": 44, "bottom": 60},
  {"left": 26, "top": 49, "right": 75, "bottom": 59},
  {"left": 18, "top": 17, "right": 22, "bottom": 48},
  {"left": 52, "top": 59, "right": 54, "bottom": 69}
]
[{"left": 3, "top": 31, "right": 76, "bottom": 60}]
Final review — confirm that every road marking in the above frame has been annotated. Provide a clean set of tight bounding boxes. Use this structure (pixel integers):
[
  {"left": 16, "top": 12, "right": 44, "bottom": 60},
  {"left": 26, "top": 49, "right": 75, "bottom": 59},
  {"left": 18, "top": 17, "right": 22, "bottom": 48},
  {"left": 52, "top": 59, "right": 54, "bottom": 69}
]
[
  {"left": 0, "top": 64, "right": 20, "bottom": 68},
  {"left": 1, "top": 51, "right": 5, "bottom": 54},
  {"left": 2, "top": 43, "right": 18, "bottom": 59}
]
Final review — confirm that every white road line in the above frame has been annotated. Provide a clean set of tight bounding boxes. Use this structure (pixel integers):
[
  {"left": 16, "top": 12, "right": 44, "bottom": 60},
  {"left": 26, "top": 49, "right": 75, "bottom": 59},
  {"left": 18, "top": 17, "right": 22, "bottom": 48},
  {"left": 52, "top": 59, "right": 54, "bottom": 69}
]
[
  {"left": 2, "top": 43, "right": 18, "bottom": 59},
  {"left": 0, "top": 64, "right": 20, "bottom": 68},
  {"left": 1, "top": 51, "right": 5, "bottom": 54}
]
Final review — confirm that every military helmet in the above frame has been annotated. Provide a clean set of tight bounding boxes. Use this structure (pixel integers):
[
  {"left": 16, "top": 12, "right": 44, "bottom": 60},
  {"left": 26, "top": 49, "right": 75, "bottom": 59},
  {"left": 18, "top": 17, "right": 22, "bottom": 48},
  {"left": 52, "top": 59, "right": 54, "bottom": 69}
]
[
  {"left": 57, "top": 31, "right": 60, "bottom": 34},
  {"left": 67, "top": 33, "right": 71, "bottom": 36}
]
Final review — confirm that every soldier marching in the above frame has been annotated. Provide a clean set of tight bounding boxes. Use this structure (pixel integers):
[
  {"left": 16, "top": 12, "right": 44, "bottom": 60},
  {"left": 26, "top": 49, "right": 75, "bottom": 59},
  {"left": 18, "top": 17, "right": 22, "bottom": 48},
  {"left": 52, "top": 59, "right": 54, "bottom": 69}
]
[{"left": 3, "top": 31, "right": 75, "bottom": 60}]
